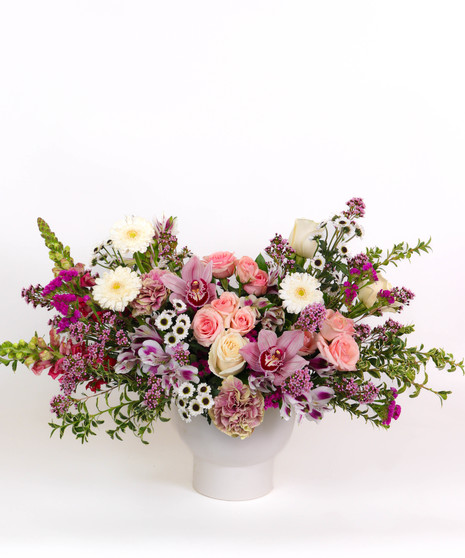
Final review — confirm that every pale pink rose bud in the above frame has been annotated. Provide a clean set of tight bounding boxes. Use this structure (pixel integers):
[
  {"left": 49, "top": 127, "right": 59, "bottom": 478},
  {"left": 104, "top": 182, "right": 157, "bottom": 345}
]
[
  {"left": 244, "top": 269, "right": 268, "bottom": 296},
  {"left": 298, "top": 330, "right": 320, "bottom": 356},
  {"left": 317, "top": 333, "right": 360, "bottom": 372},
  {"left": 211, "top": 291, "right": 240, "bottom": 317},
  {"left": 192, "top": 306, "right": 224, "bottom": 347},
  {"left": 203, "top": 251, "right": 236, "bottom": 279},
  {"left": 319, "top": 310, "right": 355, "bottom": 341},
  {"left": 225, "top": 306, "right": 257, "bottom": 335},
  {"left": 235, "top": 256, "right": 259, "bottom": 283}
]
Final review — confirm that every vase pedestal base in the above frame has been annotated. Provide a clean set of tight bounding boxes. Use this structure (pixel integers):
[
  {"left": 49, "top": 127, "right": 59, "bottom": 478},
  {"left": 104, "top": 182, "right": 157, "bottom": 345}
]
[{"left": 193, "top": 457, "right": 273, "bottom": 501}]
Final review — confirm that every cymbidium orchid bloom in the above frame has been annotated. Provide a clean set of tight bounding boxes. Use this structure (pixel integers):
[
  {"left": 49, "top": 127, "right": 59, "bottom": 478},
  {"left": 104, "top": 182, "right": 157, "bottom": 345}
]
[
  {"left": 240, "top": 329, "right": 307, "bottom": 388},
  {"left": 161, "top": 256, "right": 216, "bottom": 309}
]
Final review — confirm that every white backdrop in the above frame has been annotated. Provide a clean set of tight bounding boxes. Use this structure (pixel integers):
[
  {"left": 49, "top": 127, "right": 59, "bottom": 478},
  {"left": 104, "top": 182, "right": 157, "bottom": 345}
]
[{"left": 1, "top": 1, "right": 464, "bottom": 557}]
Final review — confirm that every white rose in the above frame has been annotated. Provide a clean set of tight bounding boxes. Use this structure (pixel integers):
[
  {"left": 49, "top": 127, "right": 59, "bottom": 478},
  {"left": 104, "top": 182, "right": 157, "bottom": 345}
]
[
  {"left": 208, "top": 330, "right": 248, "bottom": 379},
  {"left": 289, "top": 219, "right": 322, "bottom": 259},
  {"left": 358, "top": 275, "right": 400, "bottom": 312}
]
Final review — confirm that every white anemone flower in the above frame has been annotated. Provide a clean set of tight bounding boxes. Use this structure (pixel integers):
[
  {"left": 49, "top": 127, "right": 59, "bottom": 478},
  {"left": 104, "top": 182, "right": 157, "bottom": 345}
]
[
  {"left": 93, "top": 266, "right": 142, "bottom": 312},
  {"left": 279, "top": 272, "right": 323, "bottom": 314},
  {"left": 110, "top": 216, "right": 155, "bottom": 254}
]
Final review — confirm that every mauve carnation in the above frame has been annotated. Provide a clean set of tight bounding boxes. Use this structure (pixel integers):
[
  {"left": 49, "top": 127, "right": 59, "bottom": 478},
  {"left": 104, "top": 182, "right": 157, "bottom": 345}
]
[
  {"left": 209, "top": 376, "right": 265, "bottom": 439},
  {"left": 130, "top": 269, "right": 167, "bottom": 316}
]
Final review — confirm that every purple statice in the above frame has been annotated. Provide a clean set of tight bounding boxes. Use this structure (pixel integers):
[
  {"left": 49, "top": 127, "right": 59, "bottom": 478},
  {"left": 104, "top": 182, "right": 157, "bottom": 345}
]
[
  {"left": 354, "top": 323, "right": 371, "bottom": 341},
  {"left": 282, "top": 368, "right": 314, "bottom": 399},
  {"left": 143, "top": 373, "right": 164, "bottom": 410},
  {"left": 294, "top": 303, "right": 327, "bottom": 333},
  {"left": 50, "top": 394, "right": 72, "bottom": 417},
  {"left": 392, "top": 286, "right": 415, "bottom": 307},
  {"left": 343, "top": 281, "right": 359, "bottom": 306},
  {"left": 348, "top": 253, "right": 370, "bottom": 269},
  {"left": 342, "top": 197, "right": 366, "bottom": 220},
  {"left": 348, "top": 254, "right": 378, "bottom": 283},
  {"left": 377, "top": 289, "right": 396, "bottom": 305},
  {"left": 382, "top": 387, "right": 401, "bottom": 425},
  {"left": 42, "top": 268, "right": 79, "bottom": 296},
  {"left": 51, "top": 293, "right": 77, "bottom": 315},
  {"left": 264, "top": 390, "right": 282, "bottom": 410},
  {"left": 265, "top": 234, "right": 296, "bottom": 274},
  {"left": 358, "top": 382, "right": 379, "bottom": 404}
]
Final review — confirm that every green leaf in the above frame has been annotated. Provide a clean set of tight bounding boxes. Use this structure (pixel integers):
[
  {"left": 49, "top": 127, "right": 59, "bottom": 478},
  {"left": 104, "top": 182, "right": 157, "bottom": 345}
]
[{"left": 255, "top": 253, "right": 268, "bottom": 272}]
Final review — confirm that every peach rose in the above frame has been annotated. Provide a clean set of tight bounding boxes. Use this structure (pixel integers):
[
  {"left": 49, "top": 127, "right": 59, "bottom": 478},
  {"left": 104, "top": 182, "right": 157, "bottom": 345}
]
[
  {"left": 298, "top": 330, "right": 320, "bottom": 356},
  {"left": 317, "top": 334, "right": 360, "bottom": 372},
  {"left": 192, "top": 306, "right": 224, "bottom": 347},
  {"left": 319, "top": 310, "right": 355, "bottom": 341},
  {"left": 211, "top": 291, "right": 240, "bottom": 317},
  {"left": 235, "top": 256, "right": 259, "bottom": 283},
  {"left": 208, "top": 330, "right": 249, "bottom": 378},
  {"left": 225, "top": 306, "right": 257, "bottom": 335},
  {"left": 203, "top": 251, "right": 236, "bottom": 279},
  {"left": 244, "top": 269, "right": 268, "bottom": 296}
]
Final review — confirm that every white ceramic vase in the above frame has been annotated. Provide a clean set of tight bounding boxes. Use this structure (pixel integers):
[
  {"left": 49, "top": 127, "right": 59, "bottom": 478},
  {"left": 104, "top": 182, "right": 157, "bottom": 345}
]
[{"left": 173, "top": 407, "right": 295, "bottom": 501}]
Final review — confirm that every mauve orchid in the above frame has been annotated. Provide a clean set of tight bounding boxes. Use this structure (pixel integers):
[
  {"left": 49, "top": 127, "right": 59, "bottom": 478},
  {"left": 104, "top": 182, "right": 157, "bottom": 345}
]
[
  {"left": 240, "top": 329, "right": 307, "bottom": 388},
  {"left": 161, "top": 256, "right": 216, "bottom": 309}
]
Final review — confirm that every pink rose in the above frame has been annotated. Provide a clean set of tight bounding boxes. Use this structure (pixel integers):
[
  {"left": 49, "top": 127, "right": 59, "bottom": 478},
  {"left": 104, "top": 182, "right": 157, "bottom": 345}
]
[
  {"left": 203, "top": 251, "right": 236, "bottom": 279},
  {"left": 226, "top": 306, "right": 257, "bottom": 335},
  {"left": 319, "top": 310, "right": 355, "bottom": 341},
  {"left": 192, "top": 306, "right": 224, "bottom": 347},
  {"left": 244, "top": 269, "right": 268, "bottom": 296},
  {"left": 235, "top": 256, "right": 259, "bottom": 283},
  {"left": 211, "top": 291, "right": 240, "bottom": 317},
  {"left": 317, "top": 334, "right": 360, "bottom": 371},
  {"left": 298, "top": 330, "right": 320, "bottom": 356}
]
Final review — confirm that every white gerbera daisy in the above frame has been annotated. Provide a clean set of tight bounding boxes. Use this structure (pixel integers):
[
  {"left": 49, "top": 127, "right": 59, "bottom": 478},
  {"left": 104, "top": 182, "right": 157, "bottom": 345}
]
[
  {"left": 110, "top": 216, "right": 155, "bottom": 254},
  {"left": 188, "top": 399, "right": 203, "bottom": 416},
  {"left": 155, "top": 311, "right": 173, "bottom": 331},
  {"left": 279, "top": 272, "right": 323, "bottom": 314},
  {"left": 197, "top": 393, "right": 214, "bottom": 410},
  {"left": 92, "top": 266, "right": 142, "bottom": 312}
]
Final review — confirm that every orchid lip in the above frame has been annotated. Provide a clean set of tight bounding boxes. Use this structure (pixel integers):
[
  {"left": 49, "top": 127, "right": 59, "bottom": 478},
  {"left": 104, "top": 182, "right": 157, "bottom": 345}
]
[{"left": 259, "top": 347, "right": 284, "bottom": 372}]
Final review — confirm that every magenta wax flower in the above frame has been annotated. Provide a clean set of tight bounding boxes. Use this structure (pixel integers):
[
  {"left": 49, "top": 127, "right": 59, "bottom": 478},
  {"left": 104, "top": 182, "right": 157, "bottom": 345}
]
[
  {"left": 161, "top": 256, "right": 216, "bottom": 309},
  {"left": 240, "top": 329, "right": 307, "bottom": 387},
  {"left": 209, "top": 376, "right": 265, "bottom": 439}
]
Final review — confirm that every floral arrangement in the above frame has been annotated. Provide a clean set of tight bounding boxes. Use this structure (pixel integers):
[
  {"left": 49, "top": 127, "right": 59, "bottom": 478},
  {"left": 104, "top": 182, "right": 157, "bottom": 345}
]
[{"left": 1, "top": 198, "right": 462, "bottom": 443}]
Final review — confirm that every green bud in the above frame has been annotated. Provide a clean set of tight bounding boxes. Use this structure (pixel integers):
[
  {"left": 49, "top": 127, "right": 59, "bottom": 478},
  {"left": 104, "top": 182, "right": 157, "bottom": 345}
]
[
  {"left": 37, "top": 338, "right": 48, "bottom": 349},
  {"left": 60, "top": 259, "right": 72, "bottom": 270},
  {"left": 25, "top": 356, "right": 36, "bottom": 368},
  {"left": 16, "top": 352, "right": 24, "bottom": 360},
  {"left": 39, "top": 350, "right": 52, "bottom": 361}
]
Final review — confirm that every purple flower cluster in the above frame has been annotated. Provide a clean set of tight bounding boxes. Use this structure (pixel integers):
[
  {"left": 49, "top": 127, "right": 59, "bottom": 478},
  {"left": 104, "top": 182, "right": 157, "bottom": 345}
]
[
  {"left": 333, "top": 377, "right": 379, "bottom": 404},
  {"left": 264, "top": 390, "right": 282, "bottom": 410},
  {"left": 349, "top": 257, "right": 378, "bottom": 283},
  {"left": 172, "top": 344, "right": 190, "bottom": 367},
  {"left": 354, "top": 323, "right": 372, "bottom": 341},
  {"left": 43, "top": 269, "right": 79, "bottom": 296},
  {"left": 294, "top": 303, "right": 327, "bottom": 332},
  {"left": 383, "top": 388, "right": 401, "bottom": 425},
  {"left": 343, "top": 281, "right": 359, "bottom": 305},
  {"left": 392, "top": 286, "right": 415, "bottom": 306},
  {"left": 282, "top": 368, "right": 313, "bottom": 399},
  {"left": 21, "top": 284, "right": 50, "bottom": 309},
  {"left": 378, "top": 289, "right": 396, "bottom": 305},
  {"left": 50, "top": 394, "right": 72, "bottom": 417},
  {"left": 144, "top": 373, "right": 164, "bottom": 410},
  {"left": 265, "top": 234, "right": 296, "bottom": 273},
  {"left": 343, "top": 197, "right": 366, "bottom": 219},
  {"left": 372, "top": 319, "right": 403, "bottom": 342}
]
